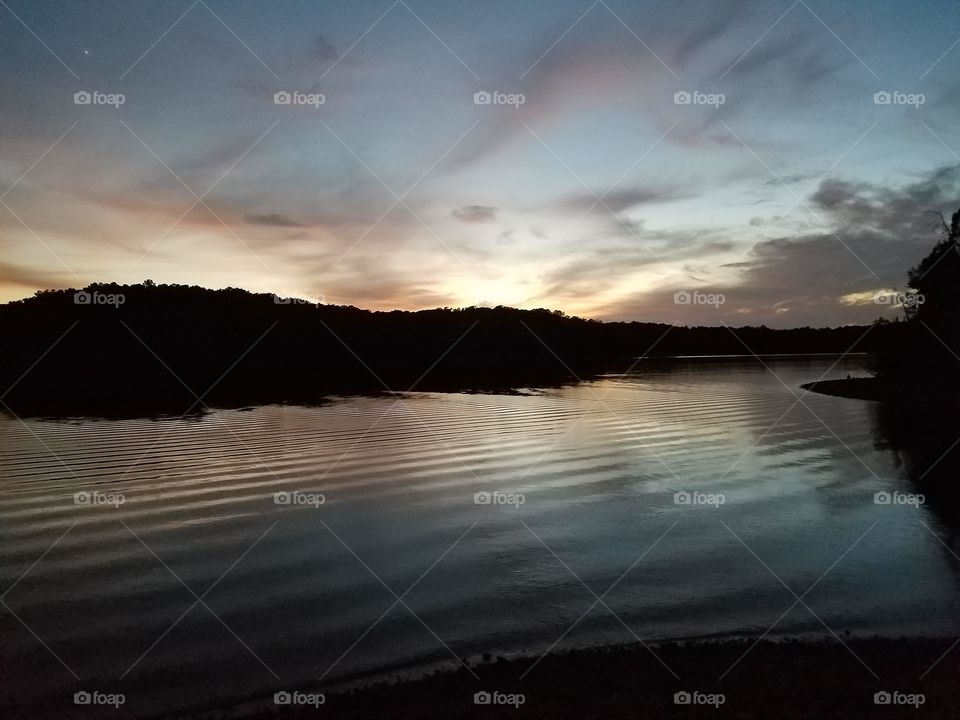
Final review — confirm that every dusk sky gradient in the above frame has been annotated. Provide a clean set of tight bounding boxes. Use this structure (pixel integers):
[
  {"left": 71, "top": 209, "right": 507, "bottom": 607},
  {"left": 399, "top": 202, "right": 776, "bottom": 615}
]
[{"left": 3, "top": 0, "right": 960, "bottom": 326}]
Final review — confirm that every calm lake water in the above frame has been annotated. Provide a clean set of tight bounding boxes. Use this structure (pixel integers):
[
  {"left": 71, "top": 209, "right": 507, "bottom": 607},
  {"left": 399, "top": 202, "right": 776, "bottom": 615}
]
[{"left": 2, "top": 357, "right": 960, "bottom": 717}]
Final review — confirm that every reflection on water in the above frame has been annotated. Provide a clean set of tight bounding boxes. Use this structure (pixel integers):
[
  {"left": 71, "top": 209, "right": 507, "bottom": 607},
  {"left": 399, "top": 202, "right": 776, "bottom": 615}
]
[
  {"left": 2, "top": 357, "right": 960, "bottom": 718},
  {"left": 871, "top": 398, "right": 960, "bottom": 524}
]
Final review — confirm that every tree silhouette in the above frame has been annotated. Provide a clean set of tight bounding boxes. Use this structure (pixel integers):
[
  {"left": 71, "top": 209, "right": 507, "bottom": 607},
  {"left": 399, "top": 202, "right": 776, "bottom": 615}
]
[
  {"left": 869, "top": 209, "right": 960, "bottom": 516},
  {"left": 884, "top": 208, "right": 960, "bottom": 383},
  {"left": 909, "top": 210, "right": 960, "bottom": 323}
]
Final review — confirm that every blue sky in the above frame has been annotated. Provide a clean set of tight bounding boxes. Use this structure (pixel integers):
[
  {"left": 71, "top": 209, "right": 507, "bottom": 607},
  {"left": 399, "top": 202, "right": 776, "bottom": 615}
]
[{"left": 3, "top": 0, "right": 960, "bottom": 326}]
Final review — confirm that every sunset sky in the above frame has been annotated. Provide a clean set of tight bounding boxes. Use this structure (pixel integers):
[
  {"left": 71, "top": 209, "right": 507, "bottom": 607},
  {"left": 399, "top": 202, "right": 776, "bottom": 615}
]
[{"left": 3, "top": 0, "right": 960, "bottom": 326}]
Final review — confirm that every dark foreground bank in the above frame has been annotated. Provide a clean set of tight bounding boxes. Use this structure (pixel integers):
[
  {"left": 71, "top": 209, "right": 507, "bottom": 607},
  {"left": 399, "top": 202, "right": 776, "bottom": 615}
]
[{"left": 201, "top": 639, "right": 955, "bottom": 720}]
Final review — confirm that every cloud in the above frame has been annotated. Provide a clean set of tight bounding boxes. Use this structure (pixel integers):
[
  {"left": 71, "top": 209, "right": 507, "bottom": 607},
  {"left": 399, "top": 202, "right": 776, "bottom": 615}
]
[
  {"left": 532, "top": 225, "right": 735, "bottom": 308},
  {"left": 0, "top": 261, "right": 74, "bottom": 292},
  {"left": 671, "top": 0, "right": 756, "bottom": 69},
  {"left": 319, "top": 269, "right": 460, "bottom": 310},
  {"left": 587, "top": 164, "right": 960, "bottom": 326},
  {"left": 310, "top": 34, "right": 341, "bottom": 67},
  {"left": 452, "top": 205, "right": 497, "bottom": 223},
  {"left": 766, "top": 173, "right": 813, "bottom": 186},
  {"left": 809, "top": 165, "right": 960, "bottom": 237},
  {"left": 439, "top": 12, "right": 690, "bottom": 173},
  {"left": 245, "top": 213, "right": 306, "bottom": 228},
  {"left": 839, "top": 290, "right": 884, "bottom": 306},
  {"left": 561, "top": 186, "right": 690, "bottom": 214}
]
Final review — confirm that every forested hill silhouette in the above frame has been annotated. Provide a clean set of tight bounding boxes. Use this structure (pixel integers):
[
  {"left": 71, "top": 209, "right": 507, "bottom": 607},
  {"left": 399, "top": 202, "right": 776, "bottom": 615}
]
[{"left": 0, "top": 283, "right": 893, "bottom": 416}]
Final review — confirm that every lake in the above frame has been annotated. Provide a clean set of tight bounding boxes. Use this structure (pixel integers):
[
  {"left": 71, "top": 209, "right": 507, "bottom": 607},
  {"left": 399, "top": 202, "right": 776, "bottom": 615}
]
[{"left": 2, "top": 356, "right": 959, "bottom": 718}]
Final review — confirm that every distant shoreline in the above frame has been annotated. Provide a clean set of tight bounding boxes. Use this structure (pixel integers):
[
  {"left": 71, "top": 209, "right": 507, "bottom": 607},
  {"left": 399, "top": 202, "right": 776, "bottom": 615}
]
[
  {"left": 2, "top": 356, "right": 871, "bottom": 421},
  {"left": 646, "top": 352, "right": 871, "bottom": 360},
  {"left": 0, "top": 284, "right": 890, "bottom": 418}
]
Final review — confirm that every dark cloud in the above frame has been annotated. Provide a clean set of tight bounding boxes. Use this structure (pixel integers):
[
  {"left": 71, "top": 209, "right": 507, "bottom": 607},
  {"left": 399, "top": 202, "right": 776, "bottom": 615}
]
[
  {"left": 452, "top": 205, "right": 497, "bottom": 223},
  {"left": 809, "top": 165, "right": 960, "bottom": 237},
  {"left": 311, "top": 34, "right": 341, "bottom": 67},
  {"left": 766, "top": 173, "right": 814, "bottom": 186}
]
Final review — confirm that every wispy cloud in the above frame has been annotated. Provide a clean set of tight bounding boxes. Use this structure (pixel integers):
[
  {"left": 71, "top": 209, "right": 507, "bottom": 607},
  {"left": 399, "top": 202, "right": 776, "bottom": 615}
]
[{"left": 245, "top": 213, "right": 306, "bottom": 228}]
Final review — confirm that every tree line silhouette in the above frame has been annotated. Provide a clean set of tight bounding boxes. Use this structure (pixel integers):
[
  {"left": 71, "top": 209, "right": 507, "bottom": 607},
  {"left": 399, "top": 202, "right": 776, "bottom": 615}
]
[{"left": 0, "top": 283, "right": 894, "bottom": 416}]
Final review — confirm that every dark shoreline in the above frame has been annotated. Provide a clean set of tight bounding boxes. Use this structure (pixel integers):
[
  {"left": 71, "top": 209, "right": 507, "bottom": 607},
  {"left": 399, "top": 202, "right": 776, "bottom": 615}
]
[
  {"left": 198, "top": 638, "right": 956, "bottom": 720},
  {"left": 801, "top": 376, "right": 960, "bottom": 409},
  {"left": 10, "top": 637, "right": 955, "bottom": 719}
]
